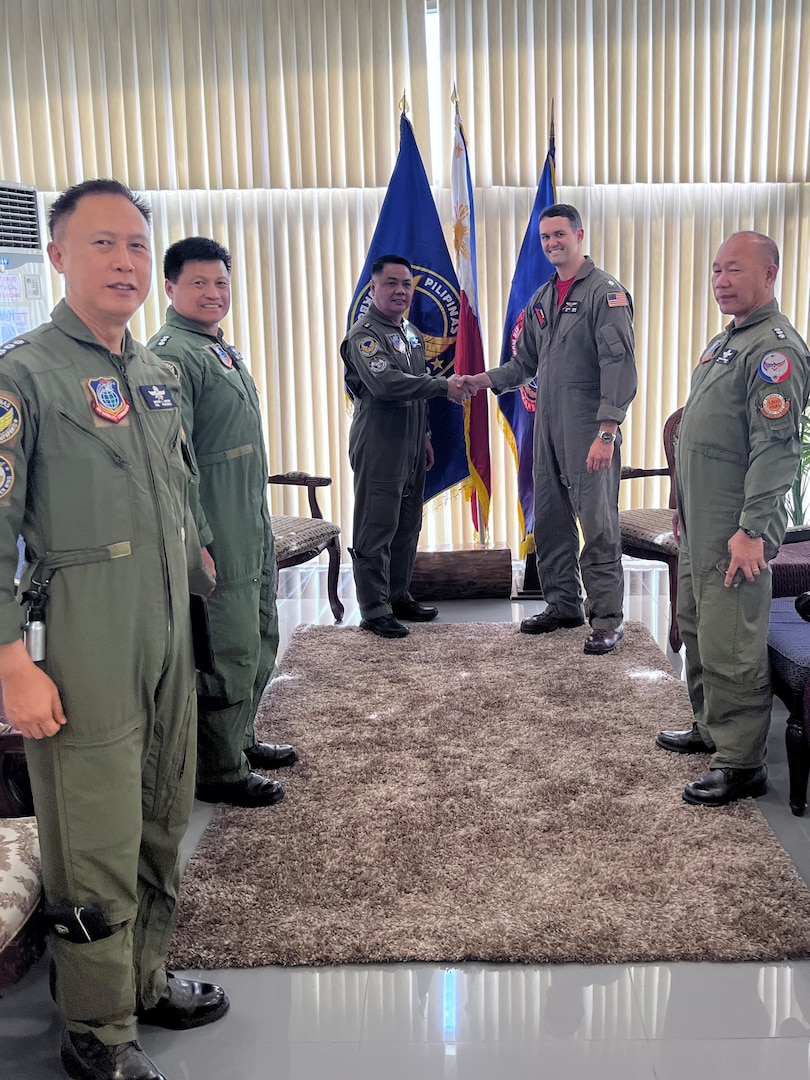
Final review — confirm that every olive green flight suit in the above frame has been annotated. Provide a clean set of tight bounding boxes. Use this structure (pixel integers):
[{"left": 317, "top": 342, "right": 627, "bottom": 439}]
[
  {"left": 676, "top": 299, "right": 810, "bottom": 768},
  {"left": 341, "top": 303, "right": 449, "bottom": 620},
  {"left": 0, "top": 301, "right": 197, "bottom": 1044},
  {"left": 488, "top": 258, "right": 637, "bottom": 629},
  {"left": 148, "top": 307, "right": 278, "bottom": 786}
]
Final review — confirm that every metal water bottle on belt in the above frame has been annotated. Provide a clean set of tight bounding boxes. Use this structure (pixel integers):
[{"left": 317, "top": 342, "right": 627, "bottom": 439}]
[{"left": 22, "top": 582, "right": 47, "bottom": 662}]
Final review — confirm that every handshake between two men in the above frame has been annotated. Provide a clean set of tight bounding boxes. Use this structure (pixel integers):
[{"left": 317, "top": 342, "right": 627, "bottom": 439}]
[{"left": 446, "top": 371, "right": 492, "bottom": 404}]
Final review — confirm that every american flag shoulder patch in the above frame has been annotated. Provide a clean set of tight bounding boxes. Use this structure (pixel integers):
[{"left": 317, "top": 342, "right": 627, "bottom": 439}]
[{"left": 606, "top": 291, "right": 629, "bottom": 308}]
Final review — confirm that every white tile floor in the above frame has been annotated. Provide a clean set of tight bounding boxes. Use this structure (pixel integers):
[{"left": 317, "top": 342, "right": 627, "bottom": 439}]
[{"left": 4, "top": 559, "right": 810, "bottom": 1079}]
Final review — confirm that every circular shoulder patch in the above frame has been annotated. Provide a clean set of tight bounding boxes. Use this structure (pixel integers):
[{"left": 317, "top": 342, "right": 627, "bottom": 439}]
[
  {"left": 759, "top": 392, "right": 791, "bottom": 419},
  {"left": 358, "top": 337, "right": 380, "bottom": 357},
  {"left": 368, "top": 357, "right": 388, "bottom": 374},
  {"left": 0, "top": 396, "right": 21, "bottom": 444},
  {"left": 758, "top": 351, "right": 791, "bottom": 384},
  {"left": 0, "top": 454, "right": 14, "bottom": 498}
]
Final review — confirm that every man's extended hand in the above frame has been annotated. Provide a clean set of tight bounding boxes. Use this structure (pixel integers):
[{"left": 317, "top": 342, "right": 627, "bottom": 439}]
[
  {"left": 446, "top": 374, "right": 476, "bottom": 404},
  {"left": 0, "top": 640, "right": 66, "bottom": 739}
]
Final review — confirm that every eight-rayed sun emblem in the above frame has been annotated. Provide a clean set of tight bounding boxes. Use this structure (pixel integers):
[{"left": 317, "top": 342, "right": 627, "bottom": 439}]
[{"left": 452, "top": 201, "right": 471, "bottom": 261}]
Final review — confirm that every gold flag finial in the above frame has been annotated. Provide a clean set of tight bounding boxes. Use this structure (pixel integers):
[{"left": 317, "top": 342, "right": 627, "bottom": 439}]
[{"left": 399, "top": 90, "right": 409, "bottom": 114}]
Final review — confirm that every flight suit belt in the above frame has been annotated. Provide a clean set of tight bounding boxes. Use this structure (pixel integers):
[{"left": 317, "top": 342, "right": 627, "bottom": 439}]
[
  {"left": 33, "top": 541, "right": 132, "bottom": 575},
  {"left": 354, "top": 399, "right": 416, "bottom": 410}
]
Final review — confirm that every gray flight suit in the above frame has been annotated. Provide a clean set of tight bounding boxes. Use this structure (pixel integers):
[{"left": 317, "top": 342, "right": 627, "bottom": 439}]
[
  {"left": 341, "top": 303, "right": 449, "bottom": 620},
  {"left": 0, "top": 301, "right": 197, "bottom": 1044},
  {"left": 676, "top": 299, "right": 810, "bottom": 768},
  {"left": 148, "top": 307, "right": 278, "bottom": 786},
  {"left": 488, "top": 257, "right": 637, "bottom": 629}
]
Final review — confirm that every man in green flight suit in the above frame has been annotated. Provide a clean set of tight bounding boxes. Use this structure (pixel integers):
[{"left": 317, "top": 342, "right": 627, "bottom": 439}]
[
  {"left": 148, "top": 237, "right": 297, "bottom": 808},
  {"left": 657, "top": 231, "right": 810, "bottom": 806},
  {"left": 0, "top": 180, "right": 227, "bottom": 1080},
  {"left": 341, "top": 255, "right": 470, "bottom": 639}
]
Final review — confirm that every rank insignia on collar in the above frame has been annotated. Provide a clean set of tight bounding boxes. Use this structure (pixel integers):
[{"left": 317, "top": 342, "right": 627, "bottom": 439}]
[
  {"left": 139, "top": 384, "right": 178, "bottom": 410},
  {"left": 561, "top": 300, "right": 580, "bottom": 314},
  {"left": 359, "top": 337, "right": 379, "bottom": 357},
  {"left": 758, "top": 351, "right": 791, "bottom": 384},
  {"left": 210, "top": 343, "right": 232, "bottom": 368},
  {"left": 606, "top": 291, "right": 628, "bottom": 307},
  {"left": 534, "top": 305, "right": 547, "bottom": 328},
  {"left": 88, "top": 377, "right": 130, "bottom": 423},
  {"left": 773, "top": 326, "right": 787, "bottom": 340},
  {"left": 0, "top": 395, "right": 22, "bottom": 445},
  {"left": 759, "top": 392, "right": 791, "bottom": 419},
  {"left": 388, "top": 334, "right": 406, "bottom": 353},
  {"left": 715, "top": 348, "right": 738, "bottom": 364}
]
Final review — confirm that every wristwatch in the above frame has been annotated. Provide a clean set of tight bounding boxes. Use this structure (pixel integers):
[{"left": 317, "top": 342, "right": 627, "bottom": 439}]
[
  {"left": 741, "top": 527, "right": 764, "bottom": 539},
  {"left": 597, "top": 430, "right": 616, "bottom": 444}
]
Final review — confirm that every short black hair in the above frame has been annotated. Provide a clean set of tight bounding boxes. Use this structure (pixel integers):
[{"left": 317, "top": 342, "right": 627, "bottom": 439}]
[
  {"left": 163, "top": 237, "right": 232, "bottom": 282},
  {"left": 48, "top": 179, "right": 151, "bottom": 239},
  {"left": 371, "top": 254, "right": 412, "bottom": 277},
  {"left": 539, "top": 203, "right": 583, "bottom": 232}
]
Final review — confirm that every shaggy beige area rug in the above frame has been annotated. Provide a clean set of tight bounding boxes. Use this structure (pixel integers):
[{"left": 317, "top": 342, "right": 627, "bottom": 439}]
[{"left": 169, "top": 621, "right": 810, "bottom": 968}]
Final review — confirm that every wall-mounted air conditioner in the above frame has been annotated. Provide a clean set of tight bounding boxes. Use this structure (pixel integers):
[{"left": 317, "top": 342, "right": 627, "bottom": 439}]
[{"left": 0, "top": 181, "right": 50, "bottom": 344}]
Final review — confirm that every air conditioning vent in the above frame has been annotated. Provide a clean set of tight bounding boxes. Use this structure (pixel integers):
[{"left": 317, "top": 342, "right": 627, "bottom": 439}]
[{"left": 0, "top": 183, "right": 41, "bottom": 253}]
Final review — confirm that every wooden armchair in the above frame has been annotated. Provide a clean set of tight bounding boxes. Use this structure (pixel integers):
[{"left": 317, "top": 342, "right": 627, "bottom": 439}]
[
  {"left": 268, "top": 472, "right": 344, "bottom": 622},
  {"left": 619, "top": 408, "right": 683, "bottom": 652}
]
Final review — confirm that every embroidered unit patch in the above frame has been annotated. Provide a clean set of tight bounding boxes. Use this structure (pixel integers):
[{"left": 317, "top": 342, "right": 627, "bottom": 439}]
[
  {"left": 759, "top": 393, "right": 791, "bottom": 419},
  {"left": 0, "top": 395, "right": 22, "bottom": 445},
  {"left": 88, "top": 377, "right": 130, "bottom": 423},
  {"left": 758, "top": 351, "right": 791, "bottom": 384}
]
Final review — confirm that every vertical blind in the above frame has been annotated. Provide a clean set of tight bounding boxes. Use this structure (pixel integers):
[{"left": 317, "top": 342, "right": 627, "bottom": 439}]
[{"left": 3, "top": 0, "right": 810, "bottom": 552}]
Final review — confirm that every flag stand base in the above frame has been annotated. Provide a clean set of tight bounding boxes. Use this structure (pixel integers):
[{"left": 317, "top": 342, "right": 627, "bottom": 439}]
[
  {"left": 513, "top": 552, "right": 545, "bottom": 600},
  {"left": 410, "top": 545, "right": 513, "bottom": 600}
]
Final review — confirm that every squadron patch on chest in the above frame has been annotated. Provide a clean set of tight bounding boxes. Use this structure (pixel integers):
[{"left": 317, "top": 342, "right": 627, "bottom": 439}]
[
  {"left": 0, "top": 454, "right": 13, "bottom": 500},
  {"left": 699, "top": 342, "right": 720, "bottom": 363},
  {"left": 758, "top": 351, "right": 791, "bottom": 384},
  {"left": 388, "top": 334, "right": 406, "bottom": 353},
  {"left": 87, "top": 377, "right": 130, "bottom": 424},
  {"left": 759, "top": 392, "right": 791, "bottom": 419},
  {"left": 368, "top": 357, "right": 388, "bottom": 374},
  {"left": 139, "top": 384, "right": 178, "bottom": 410},
  {"left": 534, "top": 305, "right": 547, "bottom": 328},
  {"left": 0, "top": 394, "right": 22, "bottom": 446},
  {"left": 209, "top": 343, "right": 233, "bottom": 368},
  {"left": 358, "top": 337, "right": 379, "bottom": 357}
]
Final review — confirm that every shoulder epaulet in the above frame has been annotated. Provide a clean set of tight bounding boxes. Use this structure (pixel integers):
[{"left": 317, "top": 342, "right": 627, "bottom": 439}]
[
  {"left": 153, "top": 334, "right": 171, "bottom": 348},
  {"left": 0, "top": 338, "right": 28, "bottom": 360},
  {"left": 771, "top": 326, "right": 788, "bottom": 341}
]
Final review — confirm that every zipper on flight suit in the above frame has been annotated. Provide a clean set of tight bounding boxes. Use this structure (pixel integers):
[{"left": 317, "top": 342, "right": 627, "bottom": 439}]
[{"left": 108, "top": 354, "right": 176, "bottom": 656}]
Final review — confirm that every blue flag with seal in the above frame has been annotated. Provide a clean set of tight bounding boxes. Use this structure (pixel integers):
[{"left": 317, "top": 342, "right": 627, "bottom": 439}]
[
  {"left": 496, "top": 139, "right": 557, "bottom": 546},
  {"left": 347, "top": 112, "right": 468, "bottom": 503}
]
